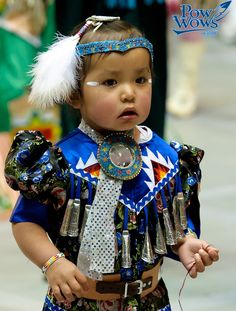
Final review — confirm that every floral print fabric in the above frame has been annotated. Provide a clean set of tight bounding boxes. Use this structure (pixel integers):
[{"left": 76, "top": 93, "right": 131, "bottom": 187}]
[{"left": 43, "top": 278, "right": 171, "bottom": 311}]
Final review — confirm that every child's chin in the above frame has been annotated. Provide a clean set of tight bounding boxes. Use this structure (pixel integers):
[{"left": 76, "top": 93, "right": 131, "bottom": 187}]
[{"left": 114, "top": 126, "right": 135, "bottom": 132}]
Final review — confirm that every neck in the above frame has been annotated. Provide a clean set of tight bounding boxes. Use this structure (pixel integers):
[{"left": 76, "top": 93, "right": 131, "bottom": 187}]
[{"left": 79, "top": 119, "right": 140, "bottom": 143}]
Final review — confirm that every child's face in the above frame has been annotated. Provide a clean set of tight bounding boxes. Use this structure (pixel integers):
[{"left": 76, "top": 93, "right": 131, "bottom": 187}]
[{"left": 76, "top": 48, "right": 152, "bottom": 133}]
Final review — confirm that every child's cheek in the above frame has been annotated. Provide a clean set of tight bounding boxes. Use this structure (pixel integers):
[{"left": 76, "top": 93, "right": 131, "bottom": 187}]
[
  {"left": 95, "top": 98, "right": 113, "bottom": 111},
  {"left": 90, "top": 98, "right": 114, "bottom": 118},
  {"left": 140, "top": 90, "right": 152, "bottom": 108}
]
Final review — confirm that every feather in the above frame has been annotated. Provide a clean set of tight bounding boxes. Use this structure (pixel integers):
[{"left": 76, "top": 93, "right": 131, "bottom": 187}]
[{"left": 29, "top": 33, "right": 81, "bottom": 108}]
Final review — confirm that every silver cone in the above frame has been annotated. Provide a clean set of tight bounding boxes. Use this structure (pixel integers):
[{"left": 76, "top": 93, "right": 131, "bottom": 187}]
[
  {"left": 59, "top": 199, "right": 74, "bottom": 236},
  {"left": 121, "top": 230, "right": 132, "bottom": 268},
  {"left": 163, "top": 208, "right": 177, "bottom": 245},
  {"left": 177, "top": 192, "right": 187, "bottom": 230},
  {"left": 68, "top": 198, "right": 81, "bottom": 237},
  {"left": 79, "top": 204, "right": 91, "bottom": 242},
  {"left": 154, "top": 218, "right": 167, "bottom": 255},
  {"left": 172, "top": 196, "right": 185, "bottom": 240},
  {"left": 141, "top": 230, "right": 154, "bottom": 263}
]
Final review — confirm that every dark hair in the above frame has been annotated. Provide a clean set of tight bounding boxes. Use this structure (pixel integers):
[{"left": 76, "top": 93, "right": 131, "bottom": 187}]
[
  {"left": 70, "top": 19, "right": 152, "bottom": 100},
  {"left": 73, "top": 20, "right": 143, "bottom": 43}
]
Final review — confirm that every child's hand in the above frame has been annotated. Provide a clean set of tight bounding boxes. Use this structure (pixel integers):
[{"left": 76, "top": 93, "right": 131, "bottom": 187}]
[
  {"left": 176, "top": 237, "right": 219, "bottom": 278},
  {"left": 45, "top": 257, "right": 89, "bottom": 303}
]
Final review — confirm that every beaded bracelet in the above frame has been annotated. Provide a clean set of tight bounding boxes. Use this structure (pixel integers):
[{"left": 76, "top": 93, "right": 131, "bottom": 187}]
[{"left": 42, "top": 252, "right": 65, "bottom": 274}]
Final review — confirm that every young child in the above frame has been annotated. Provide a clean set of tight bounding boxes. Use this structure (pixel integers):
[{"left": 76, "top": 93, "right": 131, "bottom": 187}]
[{"left": 5, "top": 15, "right": 219, "bottom": 311}]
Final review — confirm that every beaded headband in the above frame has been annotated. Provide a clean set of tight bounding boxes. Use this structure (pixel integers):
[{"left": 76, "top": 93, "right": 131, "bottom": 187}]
[
  {"left": 76, "top": 37, "right": 153, "bottom": 61},
  {"left": 29, "top": 15, "right": 154, "bottom": 108}
]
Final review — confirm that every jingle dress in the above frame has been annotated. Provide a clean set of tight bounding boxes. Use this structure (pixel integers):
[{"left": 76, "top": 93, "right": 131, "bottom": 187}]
[{"left": 6, "top": 123, "right": 203, "bottom": 311}]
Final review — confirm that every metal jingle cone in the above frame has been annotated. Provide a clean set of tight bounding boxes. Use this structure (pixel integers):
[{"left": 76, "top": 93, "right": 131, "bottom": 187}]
[
  {"left": 172, "top": 196, "right": 185, "bottom": 240},
  {"left": 79, "top": 204, "right": 91, "bottom": 243},
  {"left": 67, "top": 198, "right": 81, "bottom": 237},
  {"left": 141, "top": 229, "right": 154, "bottom": 264},
  {"left": 154, "top": 218, "right": 167, "bottom": 255},
  {"left": 163, "top": 208, "right": 177, "bottom": 245},
  {"left": 114, "top": 230, "right": 119, "bottom": 258},
  {"left": 60, "top": 199, "right": 74, "bottom": 236},
  {"left": 177, "top": 192, "right": 187, "bottom": 230},
  {"left": 121, "top": 230, "right": 132, "bottom": 268}
]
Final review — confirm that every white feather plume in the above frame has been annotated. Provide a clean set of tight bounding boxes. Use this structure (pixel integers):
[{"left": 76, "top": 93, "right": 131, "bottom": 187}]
[{"left": 29, "top": 34, "right": 81, "bottom": 108}]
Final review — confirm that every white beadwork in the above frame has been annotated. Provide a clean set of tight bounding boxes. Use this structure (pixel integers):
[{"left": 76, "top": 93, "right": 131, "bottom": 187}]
[
  {"left": 77, "top": 170, "right": 122, "bottom": 279},
  {"left": 79, "top": 119, "right": 104, "bottom": 144},
  {"left": 77, "top": 120, "right": 123, "bottom": 279}
]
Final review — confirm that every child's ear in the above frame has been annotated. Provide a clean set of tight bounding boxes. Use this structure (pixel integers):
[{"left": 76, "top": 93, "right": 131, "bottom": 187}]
[{"left": 69, "top": 91, "right": 81, "bottom": 109}]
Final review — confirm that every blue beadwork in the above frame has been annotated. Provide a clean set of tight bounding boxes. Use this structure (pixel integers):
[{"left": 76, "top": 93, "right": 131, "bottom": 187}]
[
  {"left": 97, "top": 133, "right": 142, "bottom": 181},
  {"left": 44, "top": 296, "right": 65, "bottom": 311},
  {"left": 105, "top": 0, "right": 165, "bottom": 9},
  {"left": 187, "top": 176, "right": 197, "bottom": 186},
  {"left": 76, "top": 37, "right": 153, "bottom": 61},
  {"left": 170, "top": 141, "right": 183, "bottom": 153}
]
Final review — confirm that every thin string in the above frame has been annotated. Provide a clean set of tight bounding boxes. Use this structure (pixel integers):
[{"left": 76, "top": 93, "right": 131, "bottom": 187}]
[
  {"left": 178, "top": 244, "right": 214, "bottom": 310},
  {"left": 178, "top": 262, "right": 196, "bottom": 311}
]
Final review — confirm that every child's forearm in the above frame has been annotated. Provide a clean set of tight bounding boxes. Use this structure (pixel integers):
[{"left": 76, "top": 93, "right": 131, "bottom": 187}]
[{"left": 12, "top": 222, "right": 60, "bottom": 270}]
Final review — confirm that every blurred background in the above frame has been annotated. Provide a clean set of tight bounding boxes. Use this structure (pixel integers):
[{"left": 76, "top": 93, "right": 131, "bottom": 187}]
[{"left": 0, "top": 0, "right": 236, "bottom": 310}]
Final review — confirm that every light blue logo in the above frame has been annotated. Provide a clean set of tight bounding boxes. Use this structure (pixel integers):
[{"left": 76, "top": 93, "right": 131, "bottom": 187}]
[{"left": 172, "top": 1, "right": 232, "bottom": 36}]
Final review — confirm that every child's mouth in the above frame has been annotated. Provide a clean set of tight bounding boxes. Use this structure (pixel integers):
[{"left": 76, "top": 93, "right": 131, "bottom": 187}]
[{"left": 119, "top": 110, "right": 137, "bottom": 118}]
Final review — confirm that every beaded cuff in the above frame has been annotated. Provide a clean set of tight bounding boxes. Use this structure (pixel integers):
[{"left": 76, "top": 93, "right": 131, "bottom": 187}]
[
  {"left": 76, "top": 37, "right": 154, "bottom": 61},
  {"left": 42, "top": 253, "right": 65, "bottom": 274}
]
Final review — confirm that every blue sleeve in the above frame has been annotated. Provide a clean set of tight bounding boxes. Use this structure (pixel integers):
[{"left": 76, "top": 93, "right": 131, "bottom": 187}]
[
  {"left": 187, "top": 217, "right": 197, "bottom": 235},
  {"left": 10, "top": 195, "right": 50, "bottom": 231}
]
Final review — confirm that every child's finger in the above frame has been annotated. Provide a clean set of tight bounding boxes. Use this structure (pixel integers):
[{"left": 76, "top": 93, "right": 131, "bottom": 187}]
[
  {"left": 198, "top": 248, "right": 213, "bottom": 266},
  {"left": 194, "top": 253, "right": 205, "bottom": 273},
  {"left": 188, "top": 263, "right": 197, "bottom": 278},
  {"left": 52, "top": 284, "right": 65, "bottom": 303},
  {"left": 75, "top": 270, "right": 89, "bottom": 291},
  {"left": 204, "top": 244, "right": 220, "bottom": 262},
  {"left": 208, "top": 248, "right": 220, "bottom": 262},
  {"left": 60, "top": 283, "right": 75, "bottom": 302},
  {"left": 68, "top": 279, "right": 84, "bottom": 298}
]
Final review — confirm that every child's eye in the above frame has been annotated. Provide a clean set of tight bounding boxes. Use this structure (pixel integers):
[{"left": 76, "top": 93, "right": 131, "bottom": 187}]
[
  {"left": 103, "top": 79, "right": 117, "bottom": 87},
  {"left": 136, "top": 77, "right": 148, "bottom": 84}
]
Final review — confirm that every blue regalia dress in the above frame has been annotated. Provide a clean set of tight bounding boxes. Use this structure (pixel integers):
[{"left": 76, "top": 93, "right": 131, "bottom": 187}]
[{"left": 6, "top": 123, "right": 203, "bottom": 311}]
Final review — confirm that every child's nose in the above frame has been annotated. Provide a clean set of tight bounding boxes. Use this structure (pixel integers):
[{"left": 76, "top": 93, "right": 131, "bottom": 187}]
[{"left": 120, "top": 84, "right": 135, "bottom": 103}]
